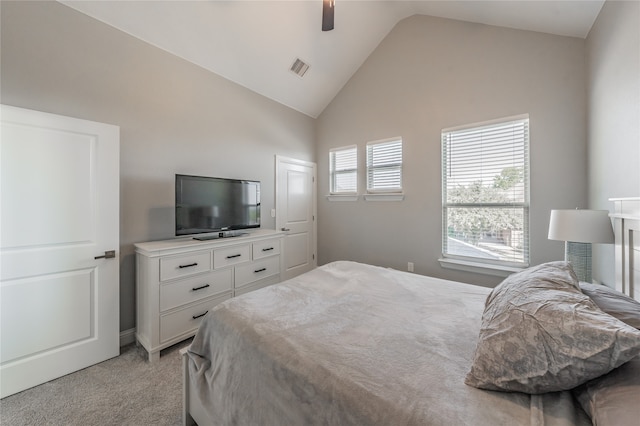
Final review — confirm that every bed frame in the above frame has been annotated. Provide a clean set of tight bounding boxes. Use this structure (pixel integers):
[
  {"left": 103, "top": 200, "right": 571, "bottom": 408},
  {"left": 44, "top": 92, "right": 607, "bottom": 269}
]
[
  {"left": 610, "top": 197, "right": 640, "bottom": 302},
  {"left": 180, "top": 197, "right": 640, "bottom": 425},
  {"left": 180, "top": 349, "right": 211, "bottom": 426}
]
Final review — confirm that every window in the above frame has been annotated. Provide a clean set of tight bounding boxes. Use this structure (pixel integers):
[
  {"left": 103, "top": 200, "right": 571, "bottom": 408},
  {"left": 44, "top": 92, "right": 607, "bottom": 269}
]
[
  {"left": 441, "top": 115, "right": 529, "bottom": 269},
  {"left": 329, "top": 145, "right": 357, "bottom": 194},
  {"left": 366, "top": 138, "right": 403, "bottom": 193}
]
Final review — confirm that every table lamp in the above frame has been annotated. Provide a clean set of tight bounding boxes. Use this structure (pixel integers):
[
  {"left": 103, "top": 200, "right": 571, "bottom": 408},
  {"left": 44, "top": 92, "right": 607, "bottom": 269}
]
[{"left": 548, "top": 209, "right": 614, "bottom": 282}]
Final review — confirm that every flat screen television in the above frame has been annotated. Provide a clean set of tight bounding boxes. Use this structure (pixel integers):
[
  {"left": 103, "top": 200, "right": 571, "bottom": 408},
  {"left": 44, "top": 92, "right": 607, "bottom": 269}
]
[{"left": 175, "top": 174, "right": 260, "bottom": 239}]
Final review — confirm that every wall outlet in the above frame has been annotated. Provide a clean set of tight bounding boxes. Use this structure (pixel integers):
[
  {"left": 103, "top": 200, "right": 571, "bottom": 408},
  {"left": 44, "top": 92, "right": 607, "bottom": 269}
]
[
  {"left": 270, "top": 209, "right": 276, "bottom": 218},
  {"left": 407, "top": 262, "right": 414, "bottom": 272}
]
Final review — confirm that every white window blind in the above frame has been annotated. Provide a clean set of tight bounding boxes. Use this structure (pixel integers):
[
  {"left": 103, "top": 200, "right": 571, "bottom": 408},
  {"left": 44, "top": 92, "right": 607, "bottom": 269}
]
[
  {"left": 442, "top": 115, "right": 530, "bottom": 267},
  {"left": 329, "top": 145, "right": 357, "bottom": 194},
  {"left": 366, "top": 138, "right": 402, "bottom": 193}
]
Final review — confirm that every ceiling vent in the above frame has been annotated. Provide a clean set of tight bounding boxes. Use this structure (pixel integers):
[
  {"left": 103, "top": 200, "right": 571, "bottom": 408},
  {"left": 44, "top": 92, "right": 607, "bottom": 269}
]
[{"left": 290, "top": 58, "right": 310, "bottom": 78}]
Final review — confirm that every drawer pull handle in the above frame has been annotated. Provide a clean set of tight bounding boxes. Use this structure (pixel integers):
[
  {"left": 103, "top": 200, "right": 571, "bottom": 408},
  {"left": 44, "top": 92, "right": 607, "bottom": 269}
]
[
  {"left": 226, "top": 254, "right": 242, "bottom": 259},
  {"left": 192, "top": 284, "right": 210, "bottom": 291},
  {"left": 192, "top": 311, "right": 208, "bottom": 320},
  {"left": 262, "top": 247, "right": 274, "bottom": 252},
  {"left": 254, "top": 267, "right": 267, "bottom": 273},
  {"left": 179, "top": 262, "right": 198, "bottom": 269}
]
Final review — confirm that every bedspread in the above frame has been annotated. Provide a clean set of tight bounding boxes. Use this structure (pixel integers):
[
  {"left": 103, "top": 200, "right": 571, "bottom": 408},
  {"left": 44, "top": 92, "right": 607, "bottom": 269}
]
[{"left": 187, "top": 261, "right": 589, "bottom": 425}]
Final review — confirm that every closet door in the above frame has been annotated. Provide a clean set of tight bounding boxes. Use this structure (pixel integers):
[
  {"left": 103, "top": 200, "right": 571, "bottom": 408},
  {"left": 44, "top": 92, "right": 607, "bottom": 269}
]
[
  {"left": 275, "top": 156, "right": 317, "bottom": 281},
  {"left": 0, "top": 105, "right": 120, "bottom": 398}
]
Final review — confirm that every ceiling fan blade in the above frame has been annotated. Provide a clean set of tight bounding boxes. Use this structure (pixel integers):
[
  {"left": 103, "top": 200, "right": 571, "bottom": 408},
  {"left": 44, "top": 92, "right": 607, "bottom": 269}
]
[{"left": 322, "top": 0, "right": 334, "bottom": 31}]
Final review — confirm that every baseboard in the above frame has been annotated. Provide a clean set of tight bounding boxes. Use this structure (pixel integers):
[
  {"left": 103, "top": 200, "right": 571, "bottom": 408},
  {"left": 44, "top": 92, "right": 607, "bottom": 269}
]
[{"left": 120, "top": 328, "right": 136, "bottom": 347}]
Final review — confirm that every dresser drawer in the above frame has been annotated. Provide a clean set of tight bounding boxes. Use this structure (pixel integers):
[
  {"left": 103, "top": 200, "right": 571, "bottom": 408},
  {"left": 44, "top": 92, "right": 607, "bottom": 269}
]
[
  {"left": 160, "top": 269, "right": 232, "bottom": 312},
  {"left": 159, "top": 294, "right": 230, "bottom": 343},
  {"left": 235, "top": 274, "right": 281, "bottom": 297},
  {"left": 160, "top": 250, "right": 211, "bottom": 282},
  {"left": 214, "top": 244, "right": 250, "bottom": 269},
  {"left": 235, "top": 256, "right": 280, "bottom": 287},
  {"left": 252, "top": 238, "right": 281, "bottom": 260}
]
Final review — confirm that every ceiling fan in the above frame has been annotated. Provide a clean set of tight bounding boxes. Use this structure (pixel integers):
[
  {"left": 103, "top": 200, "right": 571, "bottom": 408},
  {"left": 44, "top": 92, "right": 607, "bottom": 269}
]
[{"left": 322, "top": 0, "right": 335, "bottom": 31}]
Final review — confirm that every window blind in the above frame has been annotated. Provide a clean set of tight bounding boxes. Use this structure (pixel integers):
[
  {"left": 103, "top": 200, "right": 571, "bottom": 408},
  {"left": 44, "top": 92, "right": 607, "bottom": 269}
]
[
  {"left": 442, "top": 116, "right": 530, "bottom": 267},
  {"left": 366, "top": 138, "right": 402, "bottom": 193},
  {"left": 329, "top": 145, "right": 357, "bottom": 194}
]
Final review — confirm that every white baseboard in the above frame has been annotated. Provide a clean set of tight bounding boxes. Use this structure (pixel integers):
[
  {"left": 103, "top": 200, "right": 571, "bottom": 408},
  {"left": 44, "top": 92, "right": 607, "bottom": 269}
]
[{"left": 120, "top": 328, "right": 136, "bottom": 347}]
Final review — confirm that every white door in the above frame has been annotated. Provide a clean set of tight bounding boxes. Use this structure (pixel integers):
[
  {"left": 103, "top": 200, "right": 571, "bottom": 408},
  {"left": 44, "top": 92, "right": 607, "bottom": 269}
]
[
  {"left": 0, "top": 105, "right": 120, "bottom": 398},
  {"left": 276, "top": 156, "right": 317, "bottom": 281}
]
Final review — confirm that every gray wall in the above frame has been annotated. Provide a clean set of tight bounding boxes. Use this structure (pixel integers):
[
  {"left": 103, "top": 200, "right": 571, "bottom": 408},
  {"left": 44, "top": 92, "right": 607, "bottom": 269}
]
[
  {"left": 3, "top": 1, "right": 633, "bottom": 332},
  {"left": 316, "top": 14, "right": 588, "bottom": 288},
  {"left": 586, "top": 0, "right": 640, "bottom": 286},
  {"left": 1, "top": 1, "right": 316, "bottom": 332}
]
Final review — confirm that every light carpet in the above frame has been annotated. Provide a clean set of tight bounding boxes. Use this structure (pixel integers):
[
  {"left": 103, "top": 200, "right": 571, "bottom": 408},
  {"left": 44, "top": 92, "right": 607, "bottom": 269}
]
[{"left": 0, "top": 340, "right": 189, "bottom": 426}]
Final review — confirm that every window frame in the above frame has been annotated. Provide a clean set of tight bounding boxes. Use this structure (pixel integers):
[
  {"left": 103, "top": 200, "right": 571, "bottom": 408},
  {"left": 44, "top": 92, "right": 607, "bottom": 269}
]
[
  {"left": 365, "top": 137, "right": 403, "bottom": 194},
  {"left": 440, "top": 115, "right": 530, "bottom": 272},
  {"left": 329, "top": 144, "right": 358, "bottom": 195}
]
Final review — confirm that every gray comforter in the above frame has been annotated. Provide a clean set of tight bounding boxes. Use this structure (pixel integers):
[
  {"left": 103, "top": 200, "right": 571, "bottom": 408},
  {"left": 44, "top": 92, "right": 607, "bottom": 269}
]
[{"left": 187, "top": 261, "right": 590, "bottom": 425}]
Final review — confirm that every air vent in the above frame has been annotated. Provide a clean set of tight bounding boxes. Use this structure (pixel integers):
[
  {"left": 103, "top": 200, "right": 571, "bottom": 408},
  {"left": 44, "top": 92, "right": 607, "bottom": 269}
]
[{"left": 290, "top": 58, "right": 310, "bottom": 78}]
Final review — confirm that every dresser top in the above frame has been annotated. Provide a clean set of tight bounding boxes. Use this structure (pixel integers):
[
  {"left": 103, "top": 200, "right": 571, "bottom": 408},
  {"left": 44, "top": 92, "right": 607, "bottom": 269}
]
[{"left": 135, "top": 229, "right": 284, "bottom": 257}]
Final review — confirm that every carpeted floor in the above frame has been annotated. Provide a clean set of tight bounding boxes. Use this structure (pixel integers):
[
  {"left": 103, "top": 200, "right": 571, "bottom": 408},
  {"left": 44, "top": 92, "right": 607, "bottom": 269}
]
[{"left": 0, "top": 340, "right": 190, "bottom": 426}]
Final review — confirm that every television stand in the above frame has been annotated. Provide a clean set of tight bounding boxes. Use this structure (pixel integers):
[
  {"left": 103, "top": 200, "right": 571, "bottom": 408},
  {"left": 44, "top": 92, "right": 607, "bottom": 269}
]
[{"left": 193, "top": 231, "right": 248, "bottom": 241}]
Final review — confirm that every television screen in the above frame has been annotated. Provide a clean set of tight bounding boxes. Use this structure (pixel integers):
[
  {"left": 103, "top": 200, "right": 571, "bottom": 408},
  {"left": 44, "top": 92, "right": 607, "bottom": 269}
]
[{"left": 175, "top": 174, "right": 260, "bottom": 237}]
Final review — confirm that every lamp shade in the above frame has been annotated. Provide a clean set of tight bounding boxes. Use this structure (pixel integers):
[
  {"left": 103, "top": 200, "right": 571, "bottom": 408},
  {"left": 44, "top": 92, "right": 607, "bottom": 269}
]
[{"left": 548, "top": 209, "right": 614, "bottom": 243}]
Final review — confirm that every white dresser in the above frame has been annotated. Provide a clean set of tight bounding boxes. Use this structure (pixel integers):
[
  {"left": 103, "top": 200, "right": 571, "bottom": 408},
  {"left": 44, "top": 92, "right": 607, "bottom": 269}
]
[{"left": 135, "top": 229, "right": 284, "bottom": 361}]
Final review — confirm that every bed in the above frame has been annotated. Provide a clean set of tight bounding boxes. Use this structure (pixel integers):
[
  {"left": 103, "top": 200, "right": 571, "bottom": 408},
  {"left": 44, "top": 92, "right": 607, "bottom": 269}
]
[{"left": 181, "top": 202, "right": 640, "bottom": 425}]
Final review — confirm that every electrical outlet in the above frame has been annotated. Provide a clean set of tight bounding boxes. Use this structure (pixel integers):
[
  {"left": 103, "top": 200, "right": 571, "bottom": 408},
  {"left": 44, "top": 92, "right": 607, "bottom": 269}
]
[{"left": 408, "top": 262, "right": 414, "bottom": 272}]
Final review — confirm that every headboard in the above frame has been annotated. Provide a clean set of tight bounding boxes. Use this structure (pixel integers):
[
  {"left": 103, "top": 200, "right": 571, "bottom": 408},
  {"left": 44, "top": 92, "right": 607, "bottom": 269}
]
[{"left": 610, "top": 197, "right": 640, "bottom": 302}]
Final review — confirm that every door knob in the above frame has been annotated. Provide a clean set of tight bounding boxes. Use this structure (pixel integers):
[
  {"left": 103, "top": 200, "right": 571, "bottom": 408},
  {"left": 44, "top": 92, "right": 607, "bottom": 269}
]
[
  {"left": 95, "top": 250, "right": 116, "bottom": 259},
  {"left": 281, "top": 227, "right": 290, "bottom": 232}
]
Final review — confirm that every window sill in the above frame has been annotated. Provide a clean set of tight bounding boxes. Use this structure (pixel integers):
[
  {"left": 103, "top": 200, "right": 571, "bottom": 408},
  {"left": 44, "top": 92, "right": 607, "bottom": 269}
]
[
  {"left": 364, "top": 193, "right": 404, "bottom": 202},
  {"left": 438, "top": 258, "right": 524, "bottom": 277},
  {"left": 326, "top": 194, "right": 358, "bottom": 202}
]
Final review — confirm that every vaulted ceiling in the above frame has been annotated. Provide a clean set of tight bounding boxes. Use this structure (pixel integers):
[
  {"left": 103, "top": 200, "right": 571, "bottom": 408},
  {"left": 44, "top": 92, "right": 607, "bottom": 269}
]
[{"left": 60, "top": 1, "right": 605, "bottom": 118}]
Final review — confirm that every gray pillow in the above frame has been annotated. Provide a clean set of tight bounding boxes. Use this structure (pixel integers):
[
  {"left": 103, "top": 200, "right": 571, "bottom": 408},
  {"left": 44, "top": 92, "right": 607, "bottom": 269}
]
[
  {"left": 572, "top": 356, "right": 640, "bottom": 426},
  {"left": 579, "top": 282, "right": 640, "bottom": 329},
  {"left": 465, "top": 261, "right": 640, "bottom": 394}
]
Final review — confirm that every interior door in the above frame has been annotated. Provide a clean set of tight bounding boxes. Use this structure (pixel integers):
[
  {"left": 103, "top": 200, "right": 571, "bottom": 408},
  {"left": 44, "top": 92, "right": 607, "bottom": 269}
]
[
  {"left": 276, "top": 156, "right": 317, "bottom": 281},
  {"left": 0, "top": 105, "right": 120, "bottom": 398}
]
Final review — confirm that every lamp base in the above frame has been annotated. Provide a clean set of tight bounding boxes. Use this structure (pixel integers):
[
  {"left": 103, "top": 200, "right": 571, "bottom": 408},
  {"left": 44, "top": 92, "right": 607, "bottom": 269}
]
[{"left": 565, "top": 241, "right": 592, "bottom": 283}]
